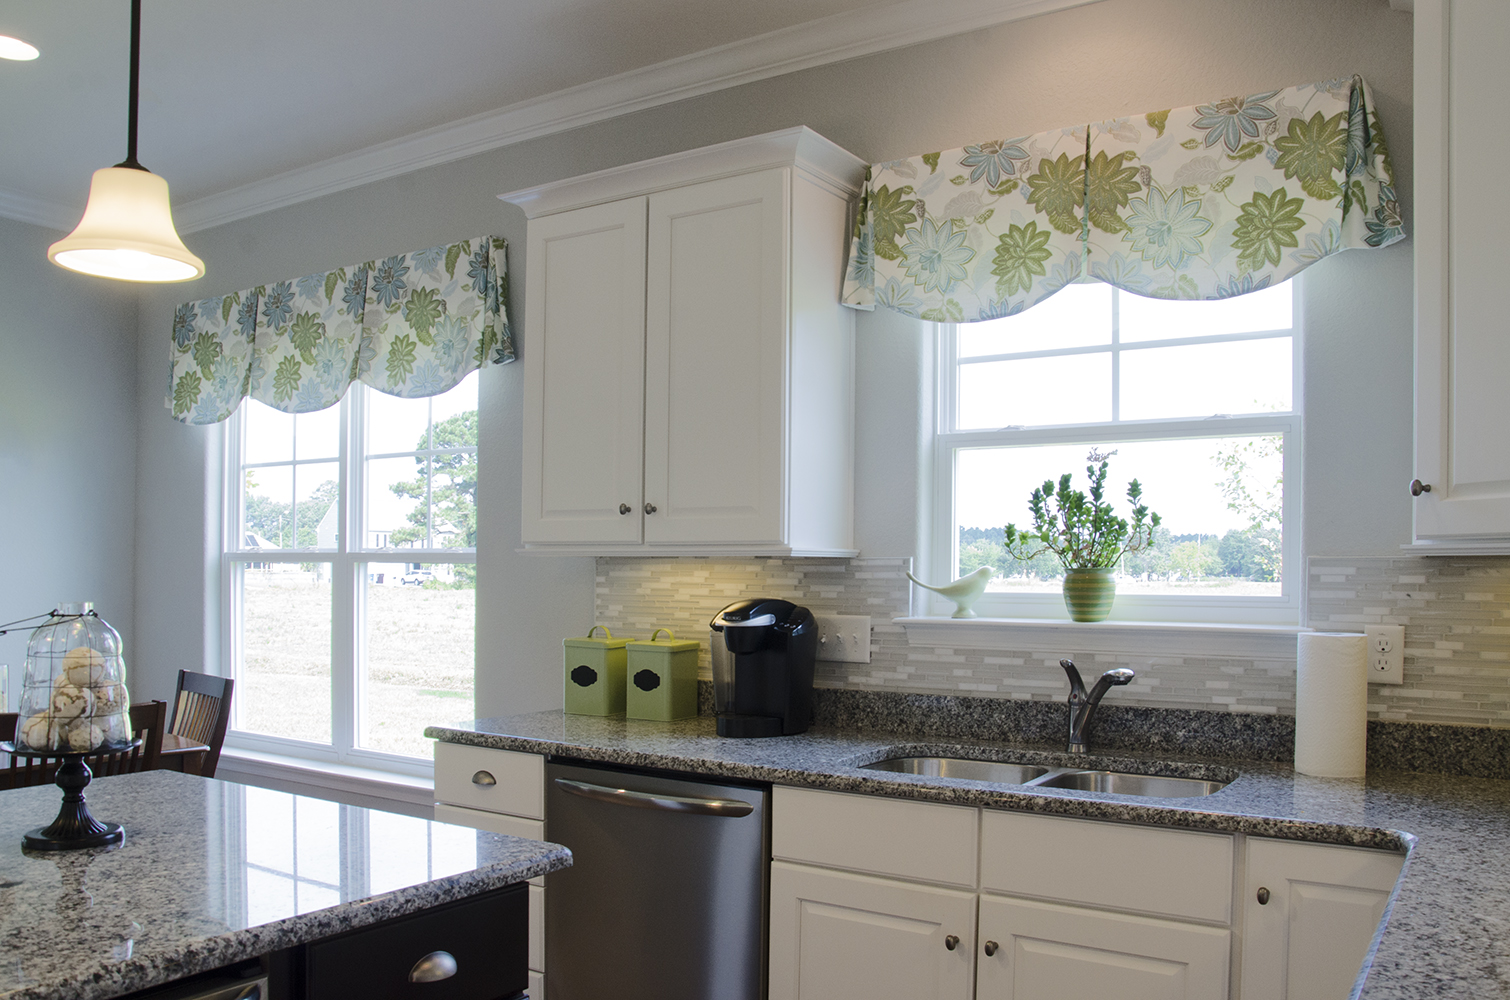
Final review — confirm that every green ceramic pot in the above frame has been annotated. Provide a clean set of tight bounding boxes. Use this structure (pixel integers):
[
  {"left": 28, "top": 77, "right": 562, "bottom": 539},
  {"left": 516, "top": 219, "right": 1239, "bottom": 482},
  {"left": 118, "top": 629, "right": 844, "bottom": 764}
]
[{"left": 1062, "top": 568, "right": 1116, "bottom": 622}]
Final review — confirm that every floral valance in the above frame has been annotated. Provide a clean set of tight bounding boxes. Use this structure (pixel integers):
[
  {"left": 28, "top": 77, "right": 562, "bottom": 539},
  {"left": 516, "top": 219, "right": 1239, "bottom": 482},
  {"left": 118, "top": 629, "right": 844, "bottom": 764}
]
[
  {"left": 841, "top": 75, "right": 1403, "bottom": 321},
  {"left": 166, "top": 236, "right": 513, "bottom": 424}
]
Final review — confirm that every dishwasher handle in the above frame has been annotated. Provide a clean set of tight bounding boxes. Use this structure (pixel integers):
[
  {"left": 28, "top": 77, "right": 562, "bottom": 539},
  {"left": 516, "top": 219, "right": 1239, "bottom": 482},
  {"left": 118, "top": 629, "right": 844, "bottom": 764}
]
[{"left": 554, "top": 778, "right": 755, "bottom": 817}]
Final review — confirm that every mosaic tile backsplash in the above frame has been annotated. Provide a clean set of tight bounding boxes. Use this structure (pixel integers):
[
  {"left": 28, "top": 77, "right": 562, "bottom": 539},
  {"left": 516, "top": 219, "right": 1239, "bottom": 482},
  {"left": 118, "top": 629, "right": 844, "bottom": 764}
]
[{"left": 593, "top": 554, "right": 1510, "bottom": 728}]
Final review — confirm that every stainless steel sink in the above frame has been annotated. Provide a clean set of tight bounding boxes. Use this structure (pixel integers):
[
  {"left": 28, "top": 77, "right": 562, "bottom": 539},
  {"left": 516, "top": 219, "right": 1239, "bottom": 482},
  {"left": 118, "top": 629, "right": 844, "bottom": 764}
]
[
  {"left": 860, "top": 755, "right": 1230, "bottom": 798},
  {"left": 1031, "top": 769, "right": 1229, "bottom": 798},
  {"left": 862, "top": 756, "right": 1050, "bottom": 784}
]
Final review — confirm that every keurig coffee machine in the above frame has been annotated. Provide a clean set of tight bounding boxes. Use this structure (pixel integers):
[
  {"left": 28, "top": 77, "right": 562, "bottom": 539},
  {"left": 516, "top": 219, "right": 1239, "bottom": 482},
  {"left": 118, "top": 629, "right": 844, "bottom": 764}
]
[{"left": 710, "top": 599, "right": 816, "bottom": 737}]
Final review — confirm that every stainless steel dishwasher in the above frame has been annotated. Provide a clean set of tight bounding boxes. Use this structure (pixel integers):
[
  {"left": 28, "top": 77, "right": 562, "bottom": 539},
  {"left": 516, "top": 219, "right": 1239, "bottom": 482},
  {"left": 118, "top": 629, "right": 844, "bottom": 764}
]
[{"left": 545, "top": 759, "right": 769, "bottom": 1000}]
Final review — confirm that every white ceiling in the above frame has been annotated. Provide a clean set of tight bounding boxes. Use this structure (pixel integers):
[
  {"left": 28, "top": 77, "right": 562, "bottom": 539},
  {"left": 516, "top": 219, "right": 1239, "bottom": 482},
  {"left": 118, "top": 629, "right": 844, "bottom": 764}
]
[{"left": 0, "top": 0, "right": 1094, "bottom": 232}]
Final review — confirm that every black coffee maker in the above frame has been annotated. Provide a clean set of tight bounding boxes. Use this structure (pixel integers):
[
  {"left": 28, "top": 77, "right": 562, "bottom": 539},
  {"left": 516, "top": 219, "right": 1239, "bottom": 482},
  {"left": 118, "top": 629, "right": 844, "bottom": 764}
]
[{"left": 709, "top": 599, "right": 816, "bottom": 738}]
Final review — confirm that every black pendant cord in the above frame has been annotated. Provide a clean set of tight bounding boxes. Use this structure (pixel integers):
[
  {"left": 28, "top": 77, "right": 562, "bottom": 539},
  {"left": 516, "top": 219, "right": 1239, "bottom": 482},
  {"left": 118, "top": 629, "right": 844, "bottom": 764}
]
[{"left": 115, "top": 0, "right": 147, "bottom": 172}]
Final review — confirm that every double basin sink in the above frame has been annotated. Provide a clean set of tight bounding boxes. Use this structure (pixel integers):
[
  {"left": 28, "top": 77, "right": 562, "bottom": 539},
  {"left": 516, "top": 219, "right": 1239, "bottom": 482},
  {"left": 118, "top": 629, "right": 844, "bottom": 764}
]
[{"left": 862, "top": 755, "right": 1229, "bottom": 798}]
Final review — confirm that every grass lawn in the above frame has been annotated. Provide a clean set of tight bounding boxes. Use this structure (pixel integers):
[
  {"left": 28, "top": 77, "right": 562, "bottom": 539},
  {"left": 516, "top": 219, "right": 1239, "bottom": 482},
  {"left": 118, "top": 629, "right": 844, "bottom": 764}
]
[{"left": 241, "top": 568, "right": 475, "bottom": 759}]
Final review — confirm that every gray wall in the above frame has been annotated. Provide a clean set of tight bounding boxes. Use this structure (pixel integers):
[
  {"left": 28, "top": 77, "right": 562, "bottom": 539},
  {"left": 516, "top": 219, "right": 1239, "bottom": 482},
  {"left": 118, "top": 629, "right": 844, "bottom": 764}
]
[
  {"left": 0, "top": 216, "right": 138, "bottom": 701},
  {"left": 129, "top": 0, "right": 1416, "bottom": 712}
]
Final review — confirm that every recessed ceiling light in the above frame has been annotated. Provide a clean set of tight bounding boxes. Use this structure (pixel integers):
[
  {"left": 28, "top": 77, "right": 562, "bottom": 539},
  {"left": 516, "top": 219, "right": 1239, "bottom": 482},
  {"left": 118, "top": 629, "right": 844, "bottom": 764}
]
[{"left": 0, "top": 36, "right": 39, "bottom": 61}]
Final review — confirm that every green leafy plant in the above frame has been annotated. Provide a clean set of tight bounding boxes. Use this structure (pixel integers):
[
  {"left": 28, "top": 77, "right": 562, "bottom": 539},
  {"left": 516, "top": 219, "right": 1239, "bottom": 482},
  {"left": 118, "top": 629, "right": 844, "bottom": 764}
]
[{"left": 1002, "top": 451, "right": 1161, "bottom": 571}]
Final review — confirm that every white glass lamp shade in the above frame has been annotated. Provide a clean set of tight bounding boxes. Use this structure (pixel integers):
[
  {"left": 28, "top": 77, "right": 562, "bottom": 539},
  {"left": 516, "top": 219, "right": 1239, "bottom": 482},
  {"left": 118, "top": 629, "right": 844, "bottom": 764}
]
[{"left": 48, "top": 166, "right": 205, "bottom": 282}]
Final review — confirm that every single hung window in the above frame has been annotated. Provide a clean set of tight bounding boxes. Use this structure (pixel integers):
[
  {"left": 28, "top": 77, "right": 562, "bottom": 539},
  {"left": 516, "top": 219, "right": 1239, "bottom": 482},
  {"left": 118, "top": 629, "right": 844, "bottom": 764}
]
[
  {"left": 936, "top": 279, "right": 1300, "bottom": 624},
  {"left": 224, "top": 372, "right": 479, "bottom": 771}
]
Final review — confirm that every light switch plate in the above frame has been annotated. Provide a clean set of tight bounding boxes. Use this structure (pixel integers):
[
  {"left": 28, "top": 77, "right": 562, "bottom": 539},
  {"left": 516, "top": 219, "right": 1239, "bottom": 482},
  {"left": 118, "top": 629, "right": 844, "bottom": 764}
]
[
  {"left": 814, "top": 614, "right": 871, "bottom": 663},
  {"left": 1365, "top": 624, "right": 1405, "bottom": 684}
]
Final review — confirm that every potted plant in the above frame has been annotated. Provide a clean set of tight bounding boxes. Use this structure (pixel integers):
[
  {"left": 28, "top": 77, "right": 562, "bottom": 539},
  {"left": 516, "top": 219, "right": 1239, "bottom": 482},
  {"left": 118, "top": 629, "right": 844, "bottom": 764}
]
[{"left": 1002, "top": 451, "right": 1160, "bottom": 622}]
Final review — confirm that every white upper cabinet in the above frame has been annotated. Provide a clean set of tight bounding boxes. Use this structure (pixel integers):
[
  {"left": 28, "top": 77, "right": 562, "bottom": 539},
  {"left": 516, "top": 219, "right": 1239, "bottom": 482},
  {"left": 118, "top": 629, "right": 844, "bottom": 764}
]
[
  {"left": 1412, "top": 0, "right": 1510, "bottom": 548},
  {"left": 504, "top": 128, "right": 865, "bottom": 556}
]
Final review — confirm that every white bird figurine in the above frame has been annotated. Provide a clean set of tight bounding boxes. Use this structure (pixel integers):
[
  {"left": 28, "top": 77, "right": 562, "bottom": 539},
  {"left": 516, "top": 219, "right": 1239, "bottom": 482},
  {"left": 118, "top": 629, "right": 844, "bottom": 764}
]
[{"left": 906, "top": 566, "right": 995, "bottom": 618}]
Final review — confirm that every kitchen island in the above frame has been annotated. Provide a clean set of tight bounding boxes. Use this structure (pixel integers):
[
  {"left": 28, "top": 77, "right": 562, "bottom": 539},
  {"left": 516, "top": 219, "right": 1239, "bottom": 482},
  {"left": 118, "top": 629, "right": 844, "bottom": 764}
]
[
  {"left": 428, "top": 710, "right": 1510, "bottom": 999},
  {"left": 0, "top": 769, "right": 571, "bottom": 1000}
]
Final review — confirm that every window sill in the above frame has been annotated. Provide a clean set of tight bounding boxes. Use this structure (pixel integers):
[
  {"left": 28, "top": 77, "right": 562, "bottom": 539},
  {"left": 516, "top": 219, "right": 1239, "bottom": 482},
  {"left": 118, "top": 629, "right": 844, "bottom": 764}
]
[
  {"left": 894, "top": 617, "right": 1310, "bottom": 658},
  {"left": 218, "top": 746, "right": 435, "bottom": 813}
]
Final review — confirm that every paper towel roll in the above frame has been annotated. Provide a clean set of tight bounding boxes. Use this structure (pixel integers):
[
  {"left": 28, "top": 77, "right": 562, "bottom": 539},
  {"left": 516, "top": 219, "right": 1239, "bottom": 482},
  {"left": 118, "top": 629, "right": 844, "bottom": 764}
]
[{"left": 1295, "top": 632, "right": 1368, "bottom": 777}]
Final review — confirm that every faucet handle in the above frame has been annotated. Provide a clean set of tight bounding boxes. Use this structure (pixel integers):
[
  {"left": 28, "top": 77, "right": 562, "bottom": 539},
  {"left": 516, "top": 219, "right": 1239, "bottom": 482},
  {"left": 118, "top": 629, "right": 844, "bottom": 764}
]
[{"left": 1059, "top": 658, "right": 1086, "bottom": 695}]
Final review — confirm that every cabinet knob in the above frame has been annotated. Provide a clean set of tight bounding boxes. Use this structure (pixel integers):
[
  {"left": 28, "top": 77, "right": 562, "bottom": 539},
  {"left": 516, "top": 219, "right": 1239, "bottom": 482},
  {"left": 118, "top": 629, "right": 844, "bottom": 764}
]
[
  {"left": 619, "top": 503, "right": 632, "bottom": 515},
  {"left": 944, "top": 934, "right": 959, "bottom": 951},
  {"left": 409, "top": 951, "right": 458, "bottom": 983},
  {"left": 1410, "top": 479, "right": 1432, "bottom": 497},
  {"left": 471, "top": 770, "right": 496, "bottom": 786},
  {"left": 644, "top": 502, "right": 658, "bottom": 515},
  {"left": 1257, "top": 886, "right": 1271, "bottom": 905},
  {"left": 984, "top": 940, "right": 999, "bottom": 957}
]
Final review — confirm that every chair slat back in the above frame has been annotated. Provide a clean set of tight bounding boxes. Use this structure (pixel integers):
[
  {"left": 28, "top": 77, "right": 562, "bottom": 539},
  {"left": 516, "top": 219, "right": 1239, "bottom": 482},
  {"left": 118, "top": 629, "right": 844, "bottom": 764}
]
[
  {"left": 169, "top": 671, "right": 234, "bottom": 778},
  {"left": 1, "top": 700, "right": 166, "bottom": 788}
]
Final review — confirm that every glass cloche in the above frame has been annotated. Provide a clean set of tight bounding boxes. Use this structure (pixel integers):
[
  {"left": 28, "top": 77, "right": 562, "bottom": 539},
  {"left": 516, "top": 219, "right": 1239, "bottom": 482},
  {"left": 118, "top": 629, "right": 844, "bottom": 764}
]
[{"left": 15, "top": 603, "right": 132, "bottom": 753}]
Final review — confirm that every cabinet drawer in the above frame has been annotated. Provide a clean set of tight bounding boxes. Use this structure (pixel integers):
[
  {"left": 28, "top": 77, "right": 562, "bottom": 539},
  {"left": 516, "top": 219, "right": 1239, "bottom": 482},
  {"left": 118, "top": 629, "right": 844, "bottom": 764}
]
[
  {"left": 435, "top": 743, "right": 544, "bottom": 818},
  {"left": 307, "top": 884, "right": 527, "bottom": 1000},
  {"left": 433, "top": 804, "right": 547, "bottom": 887},
  {"left": 981, "top": 810, "right": 1232, "bottom": 923},
  {"left": 773, "top": 787, "right": 978, "bottom": 887}
]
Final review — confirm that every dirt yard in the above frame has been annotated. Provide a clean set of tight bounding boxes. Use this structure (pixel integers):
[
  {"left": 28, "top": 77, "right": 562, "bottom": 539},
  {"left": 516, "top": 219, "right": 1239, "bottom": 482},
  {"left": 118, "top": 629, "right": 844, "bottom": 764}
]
[{"left": 241, "top": 568, "right": 475, "bottom": 759}]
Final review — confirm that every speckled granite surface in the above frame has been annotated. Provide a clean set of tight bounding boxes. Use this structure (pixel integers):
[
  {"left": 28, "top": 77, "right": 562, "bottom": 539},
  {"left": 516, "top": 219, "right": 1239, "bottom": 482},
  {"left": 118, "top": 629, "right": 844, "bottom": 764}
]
[
  {"left": 0, "top": 770, "right": 571, "bottom": 1000},
  {"left": 427, "top": 711, "right": 1510, "bottom": 999}
]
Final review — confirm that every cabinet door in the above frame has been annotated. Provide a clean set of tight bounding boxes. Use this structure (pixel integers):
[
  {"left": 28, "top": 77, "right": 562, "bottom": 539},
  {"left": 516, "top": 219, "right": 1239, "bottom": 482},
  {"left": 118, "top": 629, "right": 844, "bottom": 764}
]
[
  {"left": 521, "top": 197, "right": 647, "bottom": 544},
  {"left": 976, "top": 894, "right": 1230, "bottom": 1000},
  {"left": 1413, "top": 0, "right": 1510, "bottom": 540},
  {"left": 768, "top": 861, "right": 976, "bottom": 1000},
  {"left": 644, "top": 169, "right": 789, "bottom": 544},
  {"left": 1240, "top": 838, "right": 1402, "bottom": 1000}
]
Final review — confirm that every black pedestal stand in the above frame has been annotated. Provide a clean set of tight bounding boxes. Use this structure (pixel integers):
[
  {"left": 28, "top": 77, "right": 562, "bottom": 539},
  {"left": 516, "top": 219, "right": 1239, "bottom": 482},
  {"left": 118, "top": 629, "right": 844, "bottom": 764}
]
[{"left": 1, "top": 742, "right": 134, "bottom": 851}]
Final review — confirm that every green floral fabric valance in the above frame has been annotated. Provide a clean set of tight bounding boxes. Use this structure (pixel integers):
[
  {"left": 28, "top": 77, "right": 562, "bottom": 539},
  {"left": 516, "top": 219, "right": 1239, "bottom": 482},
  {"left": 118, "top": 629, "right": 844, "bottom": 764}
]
[
  {"left": 166, "top": 236, "right": 512, "bottom": 424},
  {"left": 841, "top": 76, "right": 1403, "bottom": 321}
]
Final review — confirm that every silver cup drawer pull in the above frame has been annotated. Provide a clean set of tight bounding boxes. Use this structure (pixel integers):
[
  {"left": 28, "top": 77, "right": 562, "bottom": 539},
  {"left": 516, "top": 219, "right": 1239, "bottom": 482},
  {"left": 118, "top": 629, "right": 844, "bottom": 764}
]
[
  {"left": 471, "top": 770, "right": 497, "bottom": 786},
  {"left": 409, "top": 950, "right": 458, "bottom": 983}
]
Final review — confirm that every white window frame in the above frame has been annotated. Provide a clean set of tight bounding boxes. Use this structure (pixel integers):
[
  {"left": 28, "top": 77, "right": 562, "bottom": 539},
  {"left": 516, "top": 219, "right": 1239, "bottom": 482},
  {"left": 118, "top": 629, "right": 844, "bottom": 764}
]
[
  {"left": 220, "top": 386, "right": 477, "bottom": 778},
  {"left": 931, "top": 278, "right": 1303, "bottom": 625}
]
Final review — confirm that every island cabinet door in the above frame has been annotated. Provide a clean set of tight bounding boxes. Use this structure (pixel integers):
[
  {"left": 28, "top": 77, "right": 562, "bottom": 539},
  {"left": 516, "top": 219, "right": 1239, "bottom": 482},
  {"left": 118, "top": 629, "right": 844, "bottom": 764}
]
[
  {"left": 305, "top": 883, "right": 528, "bottom": 1000},
  {"left": 974, "top": 894, "right": 1231, "bottom": 1000},
  {"left": 768, "top": 861, "right": 976, "bottom": 1000},
  {"left": 1239, "top": 838, "right": 1404, "bottom": 1000}
]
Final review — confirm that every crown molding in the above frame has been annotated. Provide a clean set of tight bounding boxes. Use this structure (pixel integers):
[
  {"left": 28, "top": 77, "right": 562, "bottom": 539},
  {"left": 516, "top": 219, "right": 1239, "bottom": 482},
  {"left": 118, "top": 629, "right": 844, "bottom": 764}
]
[
  {"left": 146, "top": 0, "right": 1099, "bottom": 232},
  {"left": 0, "top": 186, "right": 76, "bottom": 232}
]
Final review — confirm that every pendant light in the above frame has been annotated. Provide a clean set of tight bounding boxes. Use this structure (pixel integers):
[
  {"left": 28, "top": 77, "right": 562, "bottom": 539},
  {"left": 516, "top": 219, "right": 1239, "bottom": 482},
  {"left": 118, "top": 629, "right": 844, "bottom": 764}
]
[{"left": 48, "top": 0, "right": 203, "bottom": 282}]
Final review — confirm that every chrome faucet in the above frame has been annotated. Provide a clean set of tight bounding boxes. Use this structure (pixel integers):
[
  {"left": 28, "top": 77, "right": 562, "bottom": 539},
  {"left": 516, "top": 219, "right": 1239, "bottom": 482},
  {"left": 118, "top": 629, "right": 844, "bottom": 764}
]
[{"left": 1059, "top": 658, "right": 1135, "bottom": 754}]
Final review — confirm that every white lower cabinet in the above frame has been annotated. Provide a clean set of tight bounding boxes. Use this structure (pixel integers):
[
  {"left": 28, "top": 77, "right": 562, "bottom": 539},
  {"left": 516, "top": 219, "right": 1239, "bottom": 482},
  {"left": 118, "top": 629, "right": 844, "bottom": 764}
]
[
  {"left": 1240, "top": 838, "right": 1403, "bottom": 1000},
  {"left": 975, "top": 894, "right": 1230, "bottom": 1000},
  {"left": 769, "top": 861, "right": 977, "bottom": 1000}
]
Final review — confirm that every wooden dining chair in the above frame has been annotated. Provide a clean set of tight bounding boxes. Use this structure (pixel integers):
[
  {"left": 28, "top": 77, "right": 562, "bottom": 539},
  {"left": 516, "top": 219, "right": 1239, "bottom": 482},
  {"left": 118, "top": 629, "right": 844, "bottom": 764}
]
[
  {"left": 169, "top": 670, "right": 234, "bottom": 778},
  {"left": 2, "top": 700, "right": 167, "bottom": 789}
]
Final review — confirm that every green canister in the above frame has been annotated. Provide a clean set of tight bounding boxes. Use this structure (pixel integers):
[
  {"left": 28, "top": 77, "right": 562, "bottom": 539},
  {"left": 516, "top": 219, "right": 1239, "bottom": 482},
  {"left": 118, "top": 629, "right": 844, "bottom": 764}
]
[
  {"left": 563, "top": 625, "right": 630, "bottom": 716},
  {"left": 625, "top": 628, "right": 700, "bottom": 721}
]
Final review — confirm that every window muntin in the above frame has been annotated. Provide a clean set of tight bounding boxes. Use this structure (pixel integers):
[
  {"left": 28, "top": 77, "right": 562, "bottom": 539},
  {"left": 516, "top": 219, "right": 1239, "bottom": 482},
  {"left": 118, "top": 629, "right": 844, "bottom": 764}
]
[
  {"left": 939, "top": 280, "right": 1300, "bottom": 622},
  {"left": 225, "top": 372, "right": 479, "bottom": 770}
]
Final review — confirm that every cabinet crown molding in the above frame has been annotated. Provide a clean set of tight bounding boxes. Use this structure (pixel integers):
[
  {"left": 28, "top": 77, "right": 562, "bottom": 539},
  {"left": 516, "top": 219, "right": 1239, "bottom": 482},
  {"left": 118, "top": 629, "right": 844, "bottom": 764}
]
[{"left": 498, "top": 126, "right": 867, "bottom": 218}]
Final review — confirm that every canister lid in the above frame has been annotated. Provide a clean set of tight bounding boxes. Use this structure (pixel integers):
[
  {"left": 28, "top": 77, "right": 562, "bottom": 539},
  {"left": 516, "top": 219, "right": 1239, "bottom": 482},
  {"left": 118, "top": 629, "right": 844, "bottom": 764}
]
[
  {"left": 626, "top": 627, "right": 701, "bottom": 652},
  {"left": 564, "top": 625, "right": 631, "bottom": 649}
]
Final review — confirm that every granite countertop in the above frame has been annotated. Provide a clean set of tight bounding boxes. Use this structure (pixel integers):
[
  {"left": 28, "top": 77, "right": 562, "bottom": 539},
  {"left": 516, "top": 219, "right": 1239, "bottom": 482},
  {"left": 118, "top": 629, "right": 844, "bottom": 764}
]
[
  {"left": 0, "top": 770, "right": 572, "bottom": 1000},
  {"left": 427, "top": 711, "right": 1510, "bottom": 999}
]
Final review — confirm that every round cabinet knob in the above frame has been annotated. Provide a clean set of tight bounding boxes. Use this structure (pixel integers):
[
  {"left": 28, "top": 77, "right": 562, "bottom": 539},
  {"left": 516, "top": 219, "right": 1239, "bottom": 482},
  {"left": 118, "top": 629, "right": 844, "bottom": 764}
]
[
  {"left": 644, "top": 502, "right": 658, "bottom": 515},
  {"left": 471, "top": 770, "right": 496, "bottom": 786},
  {"left": 1257, "top": 886, "right": 1271, "bottom": 905},
  {"left": 409, "top": 950, "right": 458, "bottom": 983},
  {"left": 984, "top": 940, "right": 999, "bottom": 957},
  {"left": 619, "top": 503, "right": 632, "bottom": 515},
  {"left": 1410, "top": 479, "right": 1433, "bottom": 497},
  {"left": 944, "top": 935, "right": 959, "bottom": 951}
]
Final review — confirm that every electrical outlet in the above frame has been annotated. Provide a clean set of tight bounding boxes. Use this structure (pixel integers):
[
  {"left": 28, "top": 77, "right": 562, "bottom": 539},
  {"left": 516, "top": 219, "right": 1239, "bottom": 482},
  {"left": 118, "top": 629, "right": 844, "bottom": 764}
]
[
  {"left": 1365, "top": 624, "right": 1405, "bottom": 684},
  {"left": 813, "top": 614, "right": 871, "bottom": 663}
]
